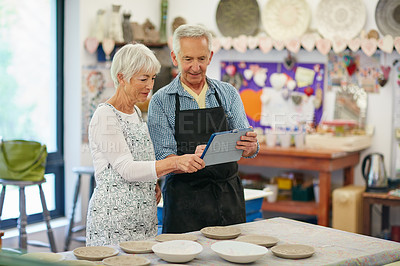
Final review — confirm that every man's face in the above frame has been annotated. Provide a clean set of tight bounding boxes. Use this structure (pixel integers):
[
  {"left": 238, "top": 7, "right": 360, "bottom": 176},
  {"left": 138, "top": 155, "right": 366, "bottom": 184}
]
[{"left": 171, "top": 37, "right": 213, "bottom": 90}]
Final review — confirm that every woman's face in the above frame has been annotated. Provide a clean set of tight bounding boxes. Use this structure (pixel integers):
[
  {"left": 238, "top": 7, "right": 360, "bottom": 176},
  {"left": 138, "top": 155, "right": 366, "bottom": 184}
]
[{"left": 123, "top": 70, "right": 156, "bottom": 103}]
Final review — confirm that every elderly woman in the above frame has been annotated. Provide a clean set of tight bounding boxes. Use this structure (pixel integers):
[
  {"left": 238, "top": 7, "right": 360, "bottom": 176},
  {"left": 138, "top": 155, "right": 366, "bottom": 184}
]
[{"left": 86, "top": 43, "right": 205, "bottom": 246}]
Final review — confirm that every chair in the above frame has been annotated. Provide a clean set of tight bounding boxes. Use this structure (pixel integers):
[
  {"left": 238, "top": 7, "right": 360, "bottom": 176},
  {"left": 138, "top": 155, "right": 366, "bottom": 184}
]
[
  {"left": 64, "top": 166, "right": 95, "bottom": 251},
  {"left": 0, "top": 179, "right": 57, "bottom": 252}
]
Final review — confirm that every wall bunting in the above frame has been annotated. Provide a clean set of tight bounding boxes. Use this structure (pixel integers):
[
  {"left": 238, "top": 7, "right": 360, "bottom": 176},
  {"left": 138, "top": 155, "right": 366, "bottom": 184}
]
[{"left": 221, "top": 61, "right": 325, "bottom": 130}]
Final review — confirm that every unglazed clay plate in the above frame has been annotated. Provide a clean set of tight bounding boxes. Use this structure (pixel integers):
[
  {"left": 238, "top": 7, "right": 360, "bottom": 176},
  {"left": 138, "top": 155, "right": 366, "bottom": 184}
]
[
  {"left": 61, "top": 260, "right": 97, "bottom": 265},
  {"left": 271, "top": 244, "right": 315, "bottom": 259},
  {"left": 200, "top": 226, "right": 241, "bottom": 240},
  {"left": 102, "top": 255, "right": 150, "bottom": 266},
  {"left": 21, "top": 252, "right": 64, "bottom": 262},
  {"left": 155, "top": 233, "right": 198, "bottom": 242},
  {"left": 119, "top": 240, "right": 157, "bottom": 254},
  {"left": 236, "top": 234, "right": 279, "bottom": 247},
  {"left": 73, "top": 246, "right": 119, "bottom": 261}
]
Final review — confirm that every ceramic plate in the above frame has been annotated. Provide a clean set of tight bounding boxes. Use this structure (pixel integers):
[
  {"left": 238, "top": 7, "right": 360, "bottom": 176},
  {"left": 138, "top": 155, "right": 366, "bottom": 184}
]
[
  {"left": 152, "top": 240, "right": 203, "bottom": 263},
  {"left": 119, "top": 240, "right": 157, "bottom": 254},
  {"left": 211, "top": 240, "right": 268, "bottom": 264},
  {"left": 375, "top": 0, "right": 400, "bottom": 37},
  {"left": 271, "top": 244, "right": 315, "bottom": 259},
  {"left": 200, "top": 226, "right": 241, "bottom": 240},
  {"left": 21, "top": 252, "right": 64, "bottom": 262},
  {"left": 316, "top": 0, "right": 366, "bottom": 40},
  {"left": 155, "top": 233, "right": 198, "bottom": 242},
  {"left": 61, "top": 260, "right": 97, "bottom": 265},
  {"left": 236, "top": 234, "right": 279, "bottom": 247},
  {"left": 261, "top": 0, "right": 311, "bottom": 41},
  {"left": 102, "top": 255, "right": 150, "bottom": 266},
  {"left": 73, "top": 246, "right": 119, "bottom": 261},
  {"left": 216, "top": 0, "right": 260, "bottom": 37}
]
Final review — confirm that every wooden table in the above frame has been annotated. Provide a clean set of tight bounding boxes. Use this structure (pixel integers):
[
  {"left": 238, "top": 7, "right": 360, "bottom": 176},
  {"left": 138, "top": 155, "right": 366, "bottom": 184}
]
[
  {"left": 59, "top": 217, "right": 400, "bottom": 265},
  {"left": 362, "top": 192, "right": 400, "bottom": 236},
  {"left": 238, "top": 145, "right": 360, "bottom": 226}
]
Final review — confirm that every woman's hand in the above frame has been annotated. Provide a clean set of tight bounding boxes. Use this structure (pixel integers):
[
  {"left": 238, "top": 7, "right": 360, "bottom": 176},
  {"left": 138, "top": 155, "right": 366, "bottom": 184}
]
[
  {"left": 236, "top": 130, "right": 258, "bottom": 157},
  {"left": 175, "top": 154, "right": 205, "bottom": 173},
  {"left": 155, "top": 183, "right": 162, "bottom": 204}
]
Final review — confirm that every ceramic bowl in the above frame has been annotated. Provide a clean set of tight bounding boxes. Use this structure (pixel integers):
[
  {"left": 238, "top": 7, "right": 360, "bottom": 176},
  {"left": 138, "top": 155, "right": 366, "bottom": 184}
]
[
  {"left": 152, "top": 240, "right": 203, "bottom": 263},
  {"left": 211, "top": 240, "right": 268, "bottom": 264}
]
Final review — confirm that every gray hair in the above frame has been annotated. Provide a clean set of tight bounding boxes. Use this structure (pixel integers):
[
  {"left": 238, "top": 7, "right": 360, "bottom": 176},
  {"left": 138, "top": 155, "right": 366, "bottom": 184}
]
[
  {"left": 110, "top": 43, "right": 161, "bottom": 88},
  {"left": 172, "top": 24, "right": 213, "bottom": 55}
]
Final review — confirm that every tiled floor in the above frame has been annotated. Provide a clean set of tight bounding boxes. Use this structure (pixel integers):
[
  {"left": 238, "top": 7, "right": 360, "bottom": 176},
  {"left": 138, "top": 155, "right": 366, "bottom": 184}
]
[{"left": 2, "top": 218, "right": 86, "bottom": 253}]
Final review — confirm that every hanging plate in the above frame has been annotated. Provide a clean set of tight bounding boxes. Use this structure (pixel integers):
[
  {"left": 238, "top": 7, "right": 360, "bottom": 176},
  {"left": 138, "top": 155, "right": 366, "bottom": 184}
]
[
  {"left": 261, "top": 0, "right": 311, "bottom": 41},
  {"left": 216, "top": 0, "right": 260, "bottom": 37},
  {"left": 375, "top": 0, "right": 400, "bottom": 37},
  {"left": 316, "top": 0, "right": 366, "bottom": 41}
]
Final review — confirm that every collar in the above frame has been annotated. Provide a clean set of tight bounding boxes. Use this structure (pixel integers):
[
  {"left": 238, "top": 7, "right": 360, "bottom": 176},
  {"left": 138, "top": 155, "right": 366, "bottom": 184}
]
[{"left": 165, "top": 74, "right": 216, "bottom": 97}]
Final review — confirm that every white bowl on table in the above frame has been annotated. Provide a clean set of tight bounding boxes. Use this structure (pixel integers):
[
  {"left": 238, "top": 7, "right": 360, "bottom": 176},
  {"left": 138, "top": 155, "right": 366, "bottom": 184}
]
[
  {"left": 152, "top": 240, "right": 203, "bottom": 263},
  {"left": 211, "top": 240, "right": 268, "bottom": 263}
]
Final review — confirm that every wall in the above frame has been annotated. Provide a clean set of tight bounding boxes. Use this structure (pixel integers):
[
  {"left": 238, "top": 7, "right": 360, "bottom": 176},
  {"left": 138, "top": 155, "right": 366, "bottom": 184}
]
[{"left": 64, "top": 0, "right": 399, "bottom": 227}]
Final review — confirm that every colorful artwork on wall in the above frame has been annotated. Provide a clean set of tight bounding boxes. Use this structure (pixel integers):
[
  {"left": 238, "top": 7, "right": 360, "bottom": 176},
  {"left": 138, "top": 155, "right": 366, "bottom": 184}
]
[
  {"left": 221, "top": 61, "right": 325, "bottom": 130},
  {"left": 81, "top": 65, "right": 115, "bottom": 143}
]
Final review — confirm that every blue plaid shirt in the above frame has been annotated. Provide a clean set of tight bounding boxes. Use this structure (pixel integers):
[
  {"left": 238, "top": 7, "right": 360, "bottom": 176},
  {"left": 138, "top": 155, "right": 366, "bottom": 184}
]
[{"left": 147, "top": 75, "right": 259, "bottom": 160}]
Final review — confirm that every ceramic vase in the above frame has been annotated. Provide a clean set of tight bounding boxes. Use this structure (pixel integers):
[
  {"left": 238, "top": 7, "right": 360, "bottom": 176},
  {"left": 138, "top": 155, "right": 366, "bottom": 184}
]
[
  {"left": 109, "top": 4, "right": 124, "bottom": 43},
  {"left": 122, "top": 13, "right": 133, "bottom": 43},
  {"left": 94, "top": 9, "right": 105, "bottom": 42},
  {"left": 159, "top": 0, "right": 168, "bottom": 43}
]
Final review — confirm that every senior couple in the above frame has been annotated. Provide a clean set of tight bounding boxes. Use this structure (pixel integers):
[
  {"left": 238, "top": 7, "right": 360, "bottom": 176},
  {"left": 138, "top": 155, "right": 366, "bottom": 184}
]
[{"left": 86, "top": 24, "right": 259, "bottom": 246}]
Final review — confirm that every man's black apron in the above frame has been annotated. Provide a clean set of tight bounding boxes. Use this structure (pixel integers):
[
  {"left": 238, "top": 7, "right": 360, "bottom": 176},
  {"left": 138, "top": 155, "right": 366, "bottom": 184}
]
[{"left": 161, "top": 91, "right": 246, "bottom": 233}]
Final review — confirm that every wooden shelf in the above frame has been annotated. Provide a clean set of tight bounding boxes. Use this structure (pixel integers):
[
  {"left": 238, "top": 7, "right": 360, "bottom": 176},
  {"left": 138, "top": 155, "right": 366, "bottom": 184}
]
[{"left": 239, "top": 145, "right": 361, "bottom": 226}]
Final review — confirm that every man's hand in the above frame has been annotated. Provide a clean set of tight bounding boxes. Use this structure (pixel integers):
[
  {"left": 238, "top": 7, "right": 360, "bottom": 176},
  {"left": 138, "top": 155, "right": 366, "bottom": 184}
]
[{"left": 236, "top": 130, "right": 258, "bottom": 157}]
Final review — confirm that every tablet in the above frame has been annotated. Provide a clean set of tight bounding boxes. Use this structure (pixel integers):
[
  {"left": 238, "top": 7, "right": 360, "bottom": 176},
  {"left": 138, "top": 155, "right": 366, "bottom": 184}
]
[{"left": 201, "top": 128, "right": 253, "bottom": 166}]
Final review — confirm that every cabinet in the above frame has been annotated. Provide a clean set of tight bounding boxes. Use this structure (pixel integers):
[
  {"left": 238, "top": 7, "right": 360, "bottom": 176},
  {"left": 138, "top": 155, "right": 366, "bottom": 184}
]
[{"left": 238, "top": 145, "right": 361, "bottom": 226}]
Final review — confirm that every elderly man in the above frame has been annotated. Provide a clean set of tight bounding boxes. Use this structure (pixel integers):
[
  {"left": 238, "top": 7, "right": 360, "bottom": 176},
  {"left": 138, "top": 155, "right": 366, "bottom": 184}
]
[{"left": 148, "top": 24, "right": 259, "bottom": 233}]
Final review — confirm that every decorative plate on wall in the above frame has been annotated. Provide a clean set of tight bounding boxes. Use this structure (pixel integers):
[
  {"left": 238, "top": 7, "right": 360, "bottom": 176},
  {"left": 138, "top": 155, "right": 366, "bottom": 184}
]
[
  {"left": 261, "top": 0, "right": 311, "bottom": 41},
  {"left": 316, "top": 0, "right": 366, "bottom": 41},
  {"left": 216, "top": 0, "right": 260, "bottom": 37},
  {"left": 375, "top": 0, "right": 400, "bottom": 37}
]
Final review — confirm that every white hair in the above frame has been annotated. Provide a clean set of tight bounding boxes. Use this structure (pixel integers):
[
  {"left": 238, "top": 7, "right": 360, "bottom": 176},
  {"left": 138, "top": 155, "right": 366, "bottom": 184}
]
[
  {"left": 110, "top": 43, "right": 161, "bottom": 88},
  {"left": 172, "top": 24, "right": 213, "bottom": 55}
]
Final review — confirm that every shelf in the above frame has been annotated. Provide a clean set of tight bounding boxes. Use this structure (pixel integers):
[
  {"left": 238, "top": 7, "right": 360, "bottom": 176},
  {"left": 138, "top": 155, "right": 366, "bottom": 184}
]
[{"left": 238, "top": 145, "right": 361, "bottom": 226}]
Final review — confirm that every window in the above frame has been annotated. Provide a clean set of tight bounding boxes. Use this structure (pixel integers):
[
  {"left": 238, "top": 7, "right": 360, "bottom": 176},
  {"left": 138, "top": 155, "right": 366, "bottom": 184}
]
[{"left": 0, "top": 0, "right": 64, "bottom": 228}]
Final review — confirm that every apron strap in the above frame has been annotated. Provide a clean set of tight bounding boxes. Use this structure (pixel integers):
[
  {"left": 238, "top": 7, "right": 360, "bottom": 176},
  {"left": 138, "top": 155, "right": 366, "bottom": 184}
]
[{"left": 174, "top": 89, "right": 222, "bottom": 112}]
